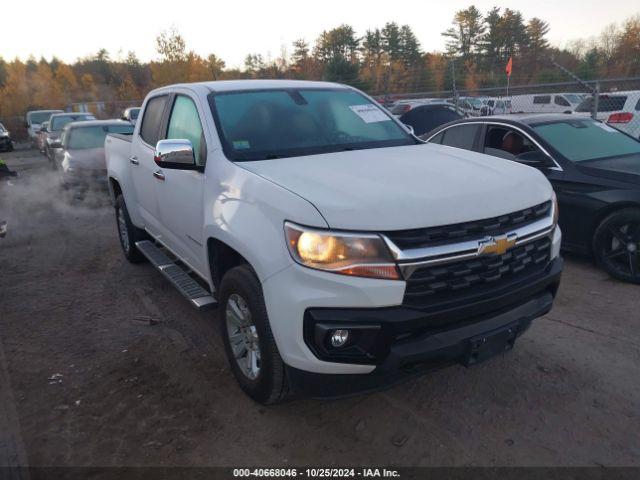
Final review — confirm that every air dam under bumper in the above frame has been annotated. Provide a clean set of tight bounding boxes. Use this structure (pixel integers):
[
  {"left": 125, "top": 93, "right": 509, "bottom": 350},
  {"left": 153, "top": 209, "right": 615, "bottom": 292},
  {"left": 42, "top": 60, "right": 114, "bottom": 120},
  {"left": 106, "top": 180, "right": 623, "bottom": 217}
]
[{"left": 288, "top": 257, "right": 562, "bottom": 398}]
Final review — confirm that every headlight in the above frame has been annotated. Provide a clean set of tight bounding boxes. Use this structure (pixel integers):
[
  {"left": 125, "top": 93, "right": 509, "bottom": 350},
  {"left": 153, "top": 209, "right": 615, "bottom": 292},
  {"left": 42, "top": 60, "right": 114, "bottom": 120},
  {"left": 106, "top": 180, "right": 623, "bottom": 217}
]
[
  {"left": 284, "top": 222, "right": 400, "bottom": 280},
  {"left": 552, "top": 192, "right": 559, "bottom": 226}
]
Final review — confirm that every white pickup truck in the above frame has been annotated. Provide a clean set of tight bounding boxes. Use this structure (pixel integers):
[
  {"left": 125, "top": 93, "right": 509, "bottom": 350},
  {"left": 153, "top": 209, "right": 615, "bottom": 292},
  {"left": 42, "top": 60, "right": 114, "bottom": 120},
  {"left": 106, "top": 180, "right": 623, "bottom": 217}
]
[{"left": 105, "top": 80, "right": 563, "bottom": 404}]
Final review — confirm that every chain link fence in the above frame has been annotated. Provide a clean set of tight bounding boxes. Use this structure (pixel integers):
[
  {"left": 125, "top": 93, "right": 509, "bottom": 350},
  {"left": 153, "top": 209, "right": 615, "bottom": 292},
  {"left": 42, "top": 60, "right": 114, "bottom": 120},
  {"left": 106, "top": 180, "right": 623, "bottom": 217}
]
[{"left": 375, "top": 76, "right": 640, "bottom": 140}]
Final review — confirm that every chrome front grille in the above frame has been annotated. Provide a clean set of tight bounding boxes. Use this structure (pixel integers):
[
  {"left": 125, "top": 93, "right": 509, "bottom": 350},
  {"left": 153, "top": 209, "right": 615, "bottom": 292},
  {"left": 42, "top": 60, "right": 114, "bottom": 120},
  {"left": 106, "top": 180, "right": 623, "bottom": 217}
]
[
  {"left": 403, "top": 237, "right": 551, "bottom": 307},
  {"left": 381, "top": 201, "right": 557, "bottom": 309}
]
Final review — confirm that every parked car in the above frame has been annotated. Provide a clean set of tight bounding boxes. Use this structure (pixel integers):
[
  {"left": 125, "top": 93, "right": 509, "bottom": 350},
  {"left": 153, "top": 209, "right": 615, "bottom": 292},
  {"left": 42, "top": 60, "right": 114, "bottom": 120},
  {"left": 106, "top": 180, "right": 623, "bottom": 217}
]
[
  {"left": 44, "top": 112, "right": 96, "bottom": 161},
  {"left": 574, "top": 91, "right": 640, "bottom": 139},
  {"left": 54, "top": 120, "right": 134, "bottom": 191},
  {"left": 511, "top": 93, "right": 585, "bottom": 114},
  {"left": 105, "top": 80, "right": 561, "bottom": 403},
  {"left": 25, "top": 109, "right": 63, "bottom": 146},
  {"left": 0, "top": 122, "right": 13, "bottom": 152},
  {"left": 399, "top": 104, "right": 464, "bottom": 137},
  {"left": 456, "top": 96, "right": 487, "bottom": 117},
  {"left": 424, "top": 114, "right": 640, "bottom": 283},
  {"left": 480, "top": 98, "right": 511, "bottom": 116},
  {"left": 121, "top": 107, "right": 141, "bottom": 124},
  {"left": 390, "top": 98, "right": 450, "bottom": 116},
  {"left": 36, "top": 122, "right": 50, "bottom": 153}
]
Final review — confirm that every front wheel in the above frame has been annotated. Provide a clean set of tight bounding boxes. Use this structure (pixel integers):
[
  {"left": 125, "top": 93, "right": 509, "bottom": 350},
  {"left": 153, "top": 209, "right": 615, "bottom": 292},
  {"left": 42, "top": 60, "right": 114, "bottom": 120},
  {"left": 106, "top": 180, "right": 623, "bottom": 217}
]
[
  {"left": 219, "top": 265, "right": 290, "bottom": 404},
  {"left": 593, "top": 208, "right": 640, "bottom": 284}
]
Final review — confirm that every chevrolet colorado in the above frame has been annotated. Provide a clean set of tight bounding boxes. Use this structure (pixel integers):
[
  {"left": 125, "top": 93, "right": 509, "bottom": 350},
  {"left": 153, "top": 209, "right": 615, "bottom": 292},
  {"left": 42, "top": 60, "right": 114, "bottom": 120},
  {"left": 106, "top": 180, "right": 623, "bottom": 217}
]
[{"left": 105, "top": 80, "right": 562, "bottom": 404}]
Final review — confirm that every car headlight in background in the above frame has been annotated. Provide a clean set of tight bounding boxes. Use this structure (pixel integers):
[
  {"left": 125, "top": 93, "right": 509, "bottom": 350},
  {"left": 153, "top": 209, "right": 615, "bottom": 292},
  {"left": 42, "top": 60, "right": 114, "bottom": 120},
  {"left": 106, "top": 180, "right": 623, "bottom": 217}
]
[{"left": 284, "top": 222, "right": 400, "bottom": 280}]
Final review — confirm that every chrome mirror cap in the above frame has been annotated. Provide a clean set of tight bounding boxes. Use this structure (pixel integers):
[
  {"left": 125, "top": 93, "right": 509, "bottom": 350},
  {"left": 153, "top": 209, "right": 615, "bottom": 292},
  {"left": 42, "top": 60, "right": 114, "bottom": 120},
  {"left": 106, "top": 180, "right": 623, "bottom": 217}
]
[{"left": 154, "top": 139, "right": 195, "bottom": 166}]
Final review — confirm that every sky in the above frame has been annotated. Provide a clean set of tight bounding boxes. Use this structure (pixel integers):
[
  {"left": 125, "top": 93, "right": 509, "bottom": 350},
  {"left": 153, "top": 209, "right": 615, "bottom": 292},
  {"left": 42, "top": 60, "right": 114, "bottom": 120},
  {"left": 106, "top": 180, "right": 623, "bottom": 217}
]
[{"left": 2, "top": 0, "right": 638, "bottom": 68}]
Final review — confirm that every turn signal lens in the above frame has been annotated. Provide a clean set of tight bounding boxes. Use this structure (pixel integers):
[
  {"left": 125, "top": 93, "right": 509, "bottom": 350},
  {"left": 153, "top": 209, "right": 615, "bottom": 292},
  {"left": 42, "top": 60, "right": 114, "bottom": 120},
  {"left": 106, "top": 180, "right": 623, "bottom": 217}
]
[{"left": 285, "top": 222, "right": 400, "bottom": 280}]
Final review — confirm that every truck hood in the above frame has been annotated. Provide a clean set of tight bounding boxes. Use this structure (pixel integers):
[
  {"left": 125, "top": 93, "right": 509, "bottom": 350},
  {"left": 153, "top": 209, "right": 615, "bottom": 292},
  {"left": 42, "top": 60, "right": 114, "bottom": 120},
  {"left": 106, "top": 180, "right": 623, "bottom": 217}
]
[{"left": 240, "top": 144, "right": 553, "bottom": 231}]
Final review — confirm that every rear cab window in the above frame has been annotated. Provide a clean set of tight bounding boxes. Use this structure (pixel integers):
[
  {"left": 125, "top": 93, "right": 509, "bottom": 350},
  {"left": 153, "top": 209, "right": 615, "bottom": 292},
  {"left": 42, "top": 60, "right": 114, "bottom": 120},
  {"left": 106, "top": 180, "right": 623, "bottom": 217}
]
[{"left": 140, "top": 95, "right": 169, "bottom": 146}]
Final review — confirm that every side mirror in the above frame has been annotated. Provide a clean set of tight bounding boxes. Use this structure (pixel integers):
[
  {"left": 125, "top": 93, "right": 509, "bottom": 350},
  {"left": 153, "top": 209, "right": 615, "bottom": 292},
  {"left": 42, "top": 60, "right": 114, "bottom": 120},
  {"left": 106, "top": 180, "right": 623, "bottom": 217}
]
[
  {"left": 515, "top": 150, "right": 554, "bottom": 169},
  {"left": 403, "top": 123, "right": 415, "bottom": 135},
  {"left": 154, "top": 139, "right": 200, "bottom": 170}
]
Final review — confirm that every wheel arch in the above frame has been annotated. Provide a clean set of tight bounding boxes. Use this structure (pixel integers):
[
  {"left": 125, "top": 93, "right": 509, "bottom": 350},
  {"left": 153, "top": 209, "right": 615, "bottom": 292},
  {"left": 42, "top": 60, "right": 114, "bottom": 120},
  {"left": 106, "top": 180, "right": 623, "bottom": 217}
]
[{"left": 207, "top": 237, "right": 254, "bottom": 290}]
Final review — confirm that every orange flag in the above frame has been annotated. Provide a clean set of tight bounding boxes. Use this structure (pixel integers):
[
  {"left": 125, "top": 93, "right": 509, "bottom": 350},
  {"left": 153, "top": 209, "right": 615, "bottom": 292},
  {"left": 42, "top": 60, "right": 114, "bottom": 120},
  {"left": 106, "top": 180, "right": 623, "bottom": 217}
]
[{"left": 506, "top": 57, "right": 513, "bottom": 77}]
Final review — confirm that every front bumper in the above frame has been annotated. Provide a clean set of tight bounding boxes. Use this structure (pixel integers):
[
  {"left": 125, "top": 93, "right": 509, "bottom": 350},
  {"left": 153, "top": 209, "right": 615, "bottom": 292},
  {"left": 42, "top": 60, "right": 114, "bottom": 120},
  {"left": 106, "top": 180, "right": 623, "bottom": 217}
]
[{"left": 288, "top": 257, "right": 562, "bottom": 398}]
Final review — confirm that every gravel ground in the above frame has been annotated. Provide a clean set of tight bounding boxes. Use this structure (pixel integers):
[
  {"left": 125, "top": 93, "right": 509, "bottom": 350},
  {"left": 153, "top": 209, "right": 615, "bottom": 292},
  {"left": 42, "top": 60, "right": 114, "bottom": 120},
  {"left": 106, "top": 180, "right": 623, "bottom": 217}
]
[{"left": 0, "top": 150, "right": 639, "bottom": 468}]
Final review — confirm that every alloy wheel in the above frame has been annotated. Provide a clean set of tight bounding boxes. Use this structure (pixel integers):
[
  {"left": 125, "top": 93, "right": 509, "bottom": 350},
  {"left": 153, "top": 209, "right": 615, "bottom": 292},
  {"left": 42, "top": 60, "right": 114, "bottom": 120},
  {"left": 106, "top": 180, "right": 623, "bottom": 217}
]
[
  {"left": 601, "top": 222, "right": 640, "bottom": 279},
  {"left": 225, "top": 293, "right": 261, "bottom": 380}
]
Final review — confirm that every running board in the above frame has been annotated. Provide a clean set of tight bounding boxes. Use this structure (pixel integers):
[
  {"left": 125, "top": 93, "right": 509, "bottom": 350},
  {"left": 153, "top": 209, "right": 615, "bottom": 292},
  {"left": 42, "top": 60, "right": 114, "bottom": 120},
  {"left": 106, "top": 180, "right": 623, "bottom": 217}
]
[{"left": 135, "top": 240, "right": 217, "bottom": 310}]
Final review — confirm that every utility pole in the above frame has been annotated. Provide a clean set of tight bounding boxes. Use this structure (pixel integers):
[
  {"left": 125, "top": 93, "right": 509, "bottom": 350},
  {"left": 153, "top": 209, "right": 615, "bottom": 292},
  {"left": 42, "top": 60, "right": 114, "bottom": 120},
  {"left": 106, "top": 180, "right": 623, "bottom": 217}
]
[{"left": 450, "top": 58, "right": 458, "bottom": 105}]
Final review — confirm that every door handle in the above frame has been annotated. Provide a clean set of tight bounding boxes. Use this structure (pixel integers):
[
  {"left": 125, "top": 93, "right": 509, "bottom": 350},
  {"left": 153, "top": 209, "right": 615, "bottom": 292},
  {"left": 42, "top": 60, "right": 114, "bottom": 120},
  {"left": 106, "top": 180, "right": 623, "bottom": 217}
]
[
  {"left": 129, "top": 156, "right": 139, "bottom": 165},
  {"left": 153, "top": 170, "right": 165, "bottom": 181}
]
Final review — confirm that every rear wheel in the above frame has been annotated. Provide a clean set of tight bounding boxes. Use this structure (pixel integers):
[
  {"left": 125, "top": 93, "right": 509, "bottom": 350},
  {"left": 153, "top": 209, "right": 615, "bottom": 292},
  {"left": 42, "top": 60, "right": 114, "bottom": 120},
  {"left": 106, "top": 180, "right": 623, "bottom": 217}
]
[
  {"left": 593, "top": 208, "right": 640, "bottom": 284},
  {"left": 219, "top": 265, "right": 290, "bottom": 404},
  {"left": 115, "top": 195, "right": 147, "bottom": 263}
]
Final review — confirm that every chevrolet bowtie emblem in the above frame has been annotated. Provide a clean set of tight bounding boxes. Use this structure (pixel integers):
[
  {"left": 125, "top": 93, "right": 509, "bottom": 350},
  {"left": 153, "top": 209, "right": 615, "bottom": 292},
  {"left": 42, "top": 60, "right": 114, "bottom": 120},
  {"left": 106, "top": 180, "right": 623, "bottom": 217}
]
[{"left": 478, "top": 233, "right": 518, "bottom": 256}]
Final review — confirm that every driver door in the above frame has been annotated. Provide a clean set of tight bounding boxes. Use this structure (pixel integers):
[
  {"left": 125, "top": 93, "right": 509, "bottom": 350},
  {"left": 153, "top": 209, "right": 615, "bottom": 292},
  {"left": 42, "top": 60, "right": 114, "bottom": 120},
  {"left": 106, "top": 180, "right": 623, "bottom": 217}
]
[{"left": 154, "top": 94, "right": 207, "bottom": 276}]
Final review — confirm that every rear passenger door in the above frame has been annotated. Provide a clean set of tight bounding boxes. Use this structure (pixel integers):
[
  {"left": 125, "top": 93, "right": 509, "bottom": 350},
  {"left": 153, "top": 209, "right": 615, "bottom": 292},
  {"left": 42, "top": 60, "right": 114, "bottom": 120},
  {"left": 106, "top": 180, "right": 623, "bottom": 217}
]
[
  {"left": 132, "top": 94, "right": 169, "bottom": 236},
  {"left": 154, "top": 93, "right": 208, "bottom": 276}
]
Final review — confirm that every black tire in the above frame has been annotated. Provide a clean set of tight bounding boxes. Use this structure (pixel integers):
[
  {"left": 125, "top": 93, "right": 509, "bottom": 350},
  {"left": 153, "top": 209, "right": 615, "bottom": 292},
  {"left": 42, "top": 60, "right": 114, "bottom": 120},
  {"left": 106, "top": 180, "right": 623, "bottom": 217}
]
[
  {"left": 593, "top": 208, "right": 640, "bottom": 284},
  {"left": 114, "top": 195, "right": 148, "bottom": 264},
  {"left": 219, "top": 264, "right": 290, "bottom": 404}
]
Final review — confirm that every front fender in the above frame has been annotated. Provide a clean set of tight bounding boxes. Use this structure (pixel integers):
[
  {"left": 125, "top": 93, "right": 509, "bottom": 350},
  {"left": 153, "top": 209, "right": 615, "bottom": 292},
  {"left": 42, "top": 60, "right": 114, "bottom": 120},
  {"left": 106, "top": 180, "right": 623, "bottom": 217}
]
[{"left": 203, "top": 160, "right": 327, "bottom": 284}]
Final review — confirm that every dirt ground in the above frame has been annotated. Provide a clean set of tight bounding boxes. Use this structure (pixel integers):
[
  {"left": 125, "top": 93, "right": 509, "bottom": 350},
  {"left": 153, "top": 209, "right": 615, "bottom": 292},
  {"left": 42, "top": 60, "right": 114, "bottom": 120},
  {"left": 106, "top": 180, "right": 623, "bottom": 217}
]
[{"left": 1, "top": 149, "right": 639, "bottom": 468}]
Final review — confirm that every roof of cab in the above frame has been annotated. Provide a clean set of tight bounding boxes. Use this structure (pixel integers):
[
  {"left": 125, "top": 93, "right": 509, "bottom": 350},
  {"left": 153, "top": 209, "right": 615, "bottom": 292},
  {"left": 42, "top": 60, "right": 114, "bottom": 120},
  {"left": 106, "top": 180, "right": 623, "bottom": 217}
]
[{"left": 150, "top": 79, "right": 350, "bottom": 96}]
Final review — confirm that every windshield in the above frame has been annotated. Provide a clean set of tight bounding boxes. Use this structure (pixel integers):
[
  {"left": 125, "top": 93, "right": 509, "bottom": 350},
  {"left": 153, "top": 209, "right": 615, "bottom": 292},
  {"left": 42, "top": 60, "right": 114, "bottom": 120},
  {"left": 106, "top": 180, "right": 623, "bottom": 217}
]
[
  {"left": 209, "top": 88, "right": 414, "bottom": 161},
  {"left": 533, "top": 119, "right": 640, "bottom": 162},
  {"left": 51, "top": 114, "right": 95, "bottom": 131},
  {"left": 67, "top": 124, "right": 134, "bottom": 150},
  {"left": 564, "top": 94, "right": 583, "bottom": 104},
  {"left": 28, "top": 111, "right": 60, "bottom": 125}
]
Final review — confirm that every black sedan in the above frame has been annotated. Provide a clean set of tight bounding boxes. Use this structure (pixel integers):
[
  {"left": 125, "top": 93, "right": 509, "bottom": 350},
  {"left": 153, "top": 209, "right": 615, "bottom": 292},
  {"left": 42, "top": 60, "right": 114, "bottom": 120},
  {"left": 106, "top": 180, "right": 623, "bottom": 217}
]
[{"left": 422, "top": 114, "right": 640, "bottom": 284}]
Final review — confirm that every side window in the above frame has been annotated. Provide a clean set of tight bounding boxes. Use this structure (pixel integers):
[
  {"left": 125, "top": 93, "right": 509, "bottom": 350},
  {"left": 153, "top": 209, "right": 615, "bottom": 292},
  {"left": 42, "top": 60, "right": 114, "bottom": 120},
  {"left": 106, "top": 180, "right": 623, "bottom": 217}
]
[
  {"left": 554, "top": 96, "right": 570, "bottom": 107},
  {"left": 484, "top": 125, "right": 540, "bottom": 161},
  {"left": 533, "top": 95, "right": 551, "bottom": 105},
  {"left": 166, "top": 95, "right": 206, "bottom": 166},
  {"left": 440, "top": 124, "right": 480, "bottom": 150},
  {"left": 140, "top": 95, "right": 168, "bottom": 146},
  {"left": 428, "top": 131, "right": 445, "bottom": 144}
]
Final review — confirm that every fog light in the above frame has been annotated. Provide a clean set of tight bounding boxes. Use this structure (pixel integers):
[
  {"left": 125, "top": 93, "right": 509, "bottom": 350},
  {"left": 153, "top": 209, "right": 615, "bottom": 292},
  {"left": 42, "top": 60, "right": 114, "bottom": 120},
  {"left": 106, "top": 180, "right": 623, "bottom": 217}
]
[{"left": 330, "top": 329, "right": 350, "bottom": 348}]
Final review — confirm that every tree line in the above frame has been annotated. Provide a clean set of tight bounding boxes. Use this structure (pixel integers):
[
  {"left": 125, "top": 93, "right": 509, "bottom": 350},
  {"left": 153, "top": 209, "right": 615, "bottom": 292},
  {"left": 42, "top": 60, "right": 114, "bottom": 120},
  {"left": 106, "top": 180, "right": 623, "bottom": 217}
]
[{"left": 0, "top": 7, "right": 639, "bottom": 122}]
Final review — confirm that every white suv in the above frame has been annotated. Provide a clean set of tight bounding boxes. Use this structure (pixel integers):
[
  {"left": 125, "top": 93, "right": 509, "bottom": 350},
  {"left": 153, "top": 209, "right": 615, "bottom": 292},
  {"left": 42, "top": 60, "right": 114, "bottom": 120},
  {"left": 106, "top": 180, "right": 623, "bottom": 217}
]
[{"left": 575, "top": 91, "right": 640, "bottom": 139}]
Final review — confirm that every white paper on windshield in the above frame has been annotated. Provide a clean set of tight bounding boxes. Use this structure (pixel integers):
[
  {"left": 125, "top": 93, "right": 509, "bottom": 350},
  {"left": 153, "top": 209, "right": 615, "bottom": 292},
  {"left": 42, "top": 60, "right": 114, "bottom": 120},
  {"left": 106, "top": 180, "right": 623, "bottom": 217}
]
[
  {"left": 594, "top": 121, "right": 617, "bottom": 133},
  {"left": 349, "top": 104, "right": 390, "bottom": 123}
]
